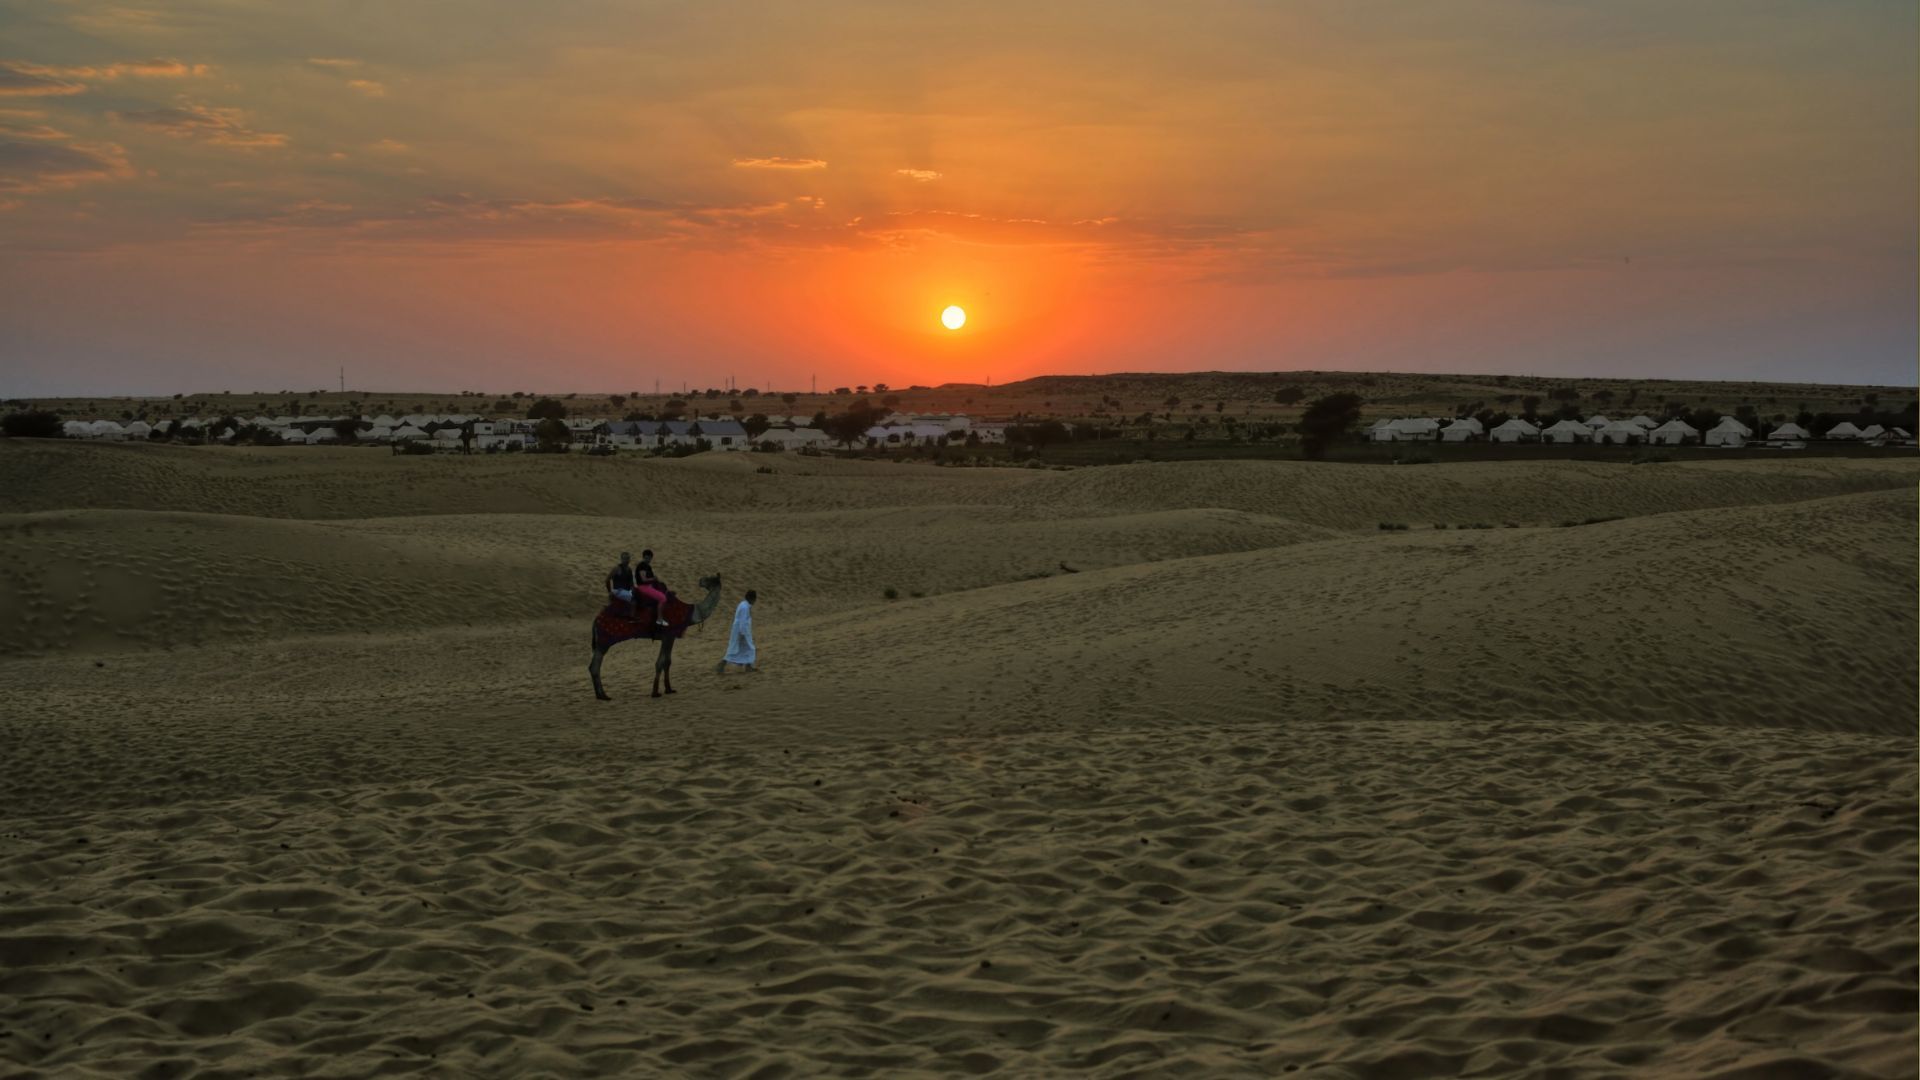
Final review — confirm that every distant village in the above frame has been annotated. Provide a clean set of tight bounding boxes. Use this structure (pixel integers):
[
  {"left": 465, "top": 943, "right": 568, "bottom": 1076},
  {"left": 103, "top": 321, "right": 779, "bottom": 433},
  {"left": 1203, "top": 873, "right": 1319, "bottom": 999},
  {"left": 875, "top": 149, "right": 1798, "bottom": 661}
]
[
  {"left": 1367, "top": 413, "right": 1913, "bottom": 448},
  {"left": 48, "top": 410, "right": 1013, "bottom": 452}
]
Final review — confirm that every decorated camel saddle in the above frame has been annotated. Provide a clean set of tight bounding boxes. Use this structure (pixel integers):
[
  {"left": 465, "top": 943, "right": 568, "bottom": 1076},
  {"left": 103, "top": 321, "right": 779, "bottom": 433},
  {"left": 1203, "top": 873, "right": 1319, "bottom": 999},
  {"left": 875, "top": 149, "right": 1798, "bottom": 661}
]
[{"left": 595, "top": 590, "right": 695, "bottom": 641}]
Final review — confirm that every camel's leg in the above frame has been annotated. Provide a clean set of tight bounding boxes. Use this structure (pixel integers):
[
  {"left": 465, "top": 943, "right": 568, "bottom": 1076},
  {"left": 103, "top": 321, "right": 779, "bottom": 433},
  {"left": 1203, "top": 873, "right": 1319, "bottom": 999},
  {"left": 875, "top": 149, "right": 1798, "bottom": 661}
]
[
  {"left": 657, "top": 637, "right": 677, "bottom": 696},
  {"left": 589, "top": 646, "right": 611, "bottom": 700}
]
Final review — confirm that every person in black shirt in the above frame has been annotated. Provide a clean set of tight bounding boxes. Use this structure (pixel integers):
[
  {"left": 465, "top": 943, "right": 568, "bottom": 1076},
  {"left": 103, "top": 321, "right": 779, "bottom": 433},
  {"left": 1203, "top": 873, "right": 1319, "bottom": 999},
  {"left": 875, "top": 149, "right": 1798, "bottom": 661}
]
[
  {"left": 635, "top": 548, "right": 670, "bottom": 628},
  {"left": 606, "top": 551, "right": 637, "bottom": 618}
]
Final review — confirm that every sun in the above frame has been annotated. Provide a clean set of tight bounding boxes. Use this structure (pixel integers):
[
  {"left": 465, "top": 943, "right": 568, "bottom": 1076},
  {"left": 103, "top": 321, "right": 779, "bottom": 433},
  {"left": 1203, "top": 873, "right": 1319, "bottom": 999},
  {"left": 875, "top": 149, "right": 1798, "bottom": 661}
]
[{"left": 940, "top": 304, "right": 966, "bottom": 330}]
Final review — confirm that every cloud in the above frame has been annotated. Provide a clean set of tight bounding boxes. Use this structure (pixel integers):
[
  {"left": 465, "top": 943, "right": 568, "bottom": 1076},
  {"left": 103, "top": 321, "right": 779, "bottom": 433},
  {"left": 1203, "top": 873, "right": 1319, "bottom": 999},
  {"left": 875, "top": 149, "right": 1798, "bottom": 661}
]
[
  {"left": 731, "top": 156, "right": 826, "bottom": 170},
  {"left": 347, "top": 79, "right": 387, "bottom": 97},
  {"left": 0, "top": 66, "right": 86, "bottom": 97},
  {"left": 6, "top": 57, "right": 208, "bottom": 80},
  {"left": 0, "top": 139, "right": 133, "bottom": 194},
  {"left": 113, "top": 103, "right": 287, "bottom": 147},
  {"left": 307, "top": 58, "right": 361, "bottom": 68},
  {"left": 367, "top": 138, "right": 409, "bottom": 153},
  {"left": 894, "top": 168, "right": 942, "bottom": 182},
  {"left": 0, "top": 120, "right": 70, "bottom": 140}
]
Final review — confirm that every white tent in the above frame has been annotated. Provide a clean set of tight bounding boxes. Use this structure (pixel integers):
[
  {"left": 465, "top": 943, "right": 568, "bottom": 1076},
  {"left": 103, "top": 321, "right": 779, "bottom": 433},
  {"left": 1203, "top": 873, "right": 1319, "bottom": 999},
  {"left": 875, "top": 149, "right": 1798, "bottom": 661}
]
[
  {"left": 1387, "top": 417, "right": 1441, "bottom": 441},
  {"left": 1857, "top": 424, "right": 1885, "bottom": 440},
  {"left": 365, "top": 425, "right": 395, "bottom": 441},
  {"left": 1890, "top": 427, "right": 1912, "bottom": 440},
  {"left": 124, "top": 420, "right": 153, "bottom": 438},
  {"left": 1768, "top": 423, "right": 1810, "bottom": 441},
  {"left": 278, "top": 429, "right": 308, "bottom": 444},
  {"left": 1365, "top": 418, "right": 1396, "bottom": 442},
  {"left": 1705, "top": 418, "right": 1749, "bottom": 447},
  {"left": 392, "top": 424, "right": 428, "bottom": 440},
  {"left": 1647, "top": 419, "right": 1699, "bottom": 445},
  {"left": 371, "top": 414, "right": 398, "bottom": 428},
  {"left": 89, "top": 420, "right": 126, "bottom": 439},
  {"left": 1594, "top": 420, "right": 1648, "bottom": 445},
  {"left": 1823, "top": 421, "right": 1864, "bottom": 440},
  {"left": 1627, "top": 415, "right": 1657, "bottom": 429},
  {"left": 1542, "top": 419, "right": 1590, "bottom": 444},
  {"left": 62, "top": 420, "right": 91, "bottom": 437},
  {"left": 1440, "top": 418, "right": 1483, "bottom": 442},
  {"left": 1583, "top": 414, "right": 1612, "bottom": 430},
  {"left": 1488, "top": 418, "right": 1538, "bottom": 443}
]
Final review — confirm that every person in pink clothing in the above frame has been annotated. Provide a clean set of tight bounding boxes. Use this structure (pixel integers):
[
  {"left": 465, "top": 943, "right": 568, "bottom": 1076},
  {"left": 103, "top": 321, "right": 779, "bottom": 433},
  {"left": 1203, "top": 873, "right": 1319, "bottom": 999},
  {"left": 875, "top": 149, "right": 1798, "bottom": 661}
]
[{"left": 634, "top": 548, "right": 671, "bottom": 628}]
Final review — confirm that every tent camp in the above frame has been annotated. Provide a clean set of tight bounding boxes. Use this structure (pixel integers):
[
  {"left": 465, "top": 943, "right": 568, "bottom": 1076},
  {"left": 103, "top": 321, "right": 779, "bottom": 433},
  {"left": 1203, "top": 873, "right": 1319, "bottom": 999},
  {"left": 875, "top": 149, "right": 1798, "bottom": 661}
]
[
  {"left": 1767, "top": 423, "right": 1810, "bottom": 441},
  {"left": 1593, "top": 421, "right": 1646, "bottom": 445},
  {"left": 1365, "top": 419, "right": 1396, "bottom": 442},
  {"left": 1583, "top": 415, "right": 1612, "bottom": 430},
  {"left": 1488, "top": 418, "right": 1538, "bottom": 443},
  {"left": 1858, "top": 424, "right": 1885, "bottom": 440},
  {"left": 1542, "top": 419, "right": 1590, "bottom": 444},
  {"left": 1822, "top": 421, "right": 1864, "bottom": 440},
  {"left": 1647, "top": 419, "right": 1700, "bottom": 446},
  {"left": 392, "top": 424, "right": 428, "bottom": 441},
  {"left": 1705, "top": 418, "right": 1750, "bottom": 447},
  {"left": 1627, "top": 415, "right": 1657, "bottom": 430},
  {"left": 1387, "top": 418, "right": 1441, "bottom": 441},
  {"left": 1440, "top": 418, "right": 1483, "bottom": 442}
]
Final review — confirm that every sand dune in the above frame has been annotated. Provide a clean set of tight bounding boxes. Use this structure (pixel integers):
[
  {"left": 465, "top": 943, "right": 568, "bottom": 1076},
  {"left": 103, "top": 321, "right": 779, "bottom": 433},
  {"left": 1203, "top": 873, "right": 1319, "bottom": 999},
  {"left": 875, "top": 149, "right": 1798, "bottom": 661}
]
[{"left": 0, "top": 444, "right": 1912, "bottom": 1078}]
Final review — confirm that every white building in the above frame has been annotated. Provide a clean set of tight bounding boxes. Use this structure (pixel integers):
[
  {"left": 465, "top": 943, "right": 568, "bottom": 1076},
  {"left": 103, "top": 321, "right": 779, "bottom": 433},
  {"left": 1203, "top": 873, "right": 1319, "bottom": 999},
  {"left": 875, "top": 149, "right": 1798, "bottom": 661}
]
[{"left": 758, "top": 428, "right": 830, "bottom": 450}]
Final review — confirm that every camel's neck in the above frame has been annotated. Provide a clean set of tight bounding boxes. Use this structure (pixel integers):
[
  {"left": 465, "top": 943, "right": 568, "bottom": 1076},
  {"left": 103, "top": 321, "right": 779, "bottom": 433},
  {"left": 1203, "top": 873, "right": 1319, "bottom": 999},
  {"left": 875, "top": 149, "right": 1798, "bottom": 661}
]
[{"left": 691, "top": 586, "right": 723, "bottom": 625}]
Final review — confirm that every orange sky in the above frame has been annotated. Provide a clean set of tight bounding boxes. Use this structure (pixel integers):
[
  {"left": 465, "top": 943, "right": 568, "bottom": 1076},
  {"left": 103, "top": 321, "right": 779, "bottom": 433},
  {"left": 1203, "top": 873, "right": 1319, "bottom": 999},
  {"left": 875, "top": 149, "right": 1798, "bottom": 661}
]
[{"left": 1, "top": 1, "right": 1914, "bottom": 394}]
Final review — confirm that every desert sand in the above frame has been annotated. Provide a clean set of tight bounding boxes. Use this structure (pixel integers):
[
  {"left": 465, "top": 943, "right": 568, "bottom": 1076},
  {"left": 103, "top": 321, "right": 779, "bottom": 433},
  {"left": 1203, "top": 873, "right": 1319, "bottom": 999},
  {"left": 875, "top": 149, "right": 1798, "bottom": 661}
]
[{"left": 0, "top": 441, "right": 1914, "bottom": 1078}]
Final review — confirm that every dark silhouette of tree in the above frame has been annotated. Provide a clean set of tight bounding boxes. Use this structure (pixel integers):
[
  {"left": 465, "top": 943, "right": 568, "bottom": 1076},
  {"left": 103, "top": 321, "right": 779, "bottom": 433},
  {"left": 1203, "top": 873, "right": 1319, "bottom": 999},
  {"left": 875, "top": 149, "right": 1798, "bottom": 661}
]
[
  {"left": 534, "top": 417, "right": 571, "bottom": 451},
  {"left": 1, "top": 410, "right": 62, "bottom": 438},
  {"left": 1274, "top": 387, "right": 1306, "bottom": 405},
  {"left": 744, "top": 413, "right": 771, "bottom": 438},
  {"left": 332, "top": 417, "right": 361, "bottom": 442},
  {"left": 526, "top": 397, "right": 568, "bottom": 421},
  {"left": 782, "top": 393, "right": 798, "bottom": 406},
  {"left": 1295, "top": 392, "right": 1364, "bottom": 459}
]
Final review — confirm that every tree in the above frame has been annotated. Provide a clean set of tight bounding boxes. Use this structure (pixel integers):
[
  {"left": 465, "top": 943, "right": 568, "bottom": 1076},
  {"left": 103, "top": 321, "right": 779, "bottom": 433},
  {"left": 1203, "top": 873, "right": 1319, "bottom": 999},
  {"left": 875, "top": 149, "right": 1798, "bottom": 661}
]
[
  {"left": 660, "top": 398, "right": 687, "bottom": 420},
  {"left": 744, "top": 413, "right": 771, "bottom": 438},
  {"left": 1295, "top": 392, "right": 1363, "bottom": 459},
  {"left": 1274, "top": 387, "right": 1306, "bottom": 405},
  {"left": 832, "top": 387, "right": 852, "bottom": 396},
  {"left": 1592, "top": 388, "right": 1615, "bottom": 403},
  {"left": 782, "top": 393, "right": 798, "bottom": 406},
  {"left": 534, "top": 417, "right": 571, "bottom": 451},
  {"left": 609, "top": 394, "right": 627, "bottom": 407},
  {"left": 526, "top": 397, "right": 568, "bottom": 421},
  {"left": 729, "top": 398, "right": 744, "bottom": 413},
  {"left": 1, "top": 410, "right": 62, "bottom": 438},
  {"left": 1549, "top": 386, "right": 1581, "bottom": 402},
  {"left": 1163, "top": 395, "right": 1181, "bottom": 409},
  {"left": 873, "top": 383, "right": 889, "bottom": 393},
  {"left": 1006, "top": 420, "right": 1070, "bottom": 448},
  {"left": 1521, "top": 395, "right": 1542, "bottom": 417},
  {"left": 823, "top": 400, "right": 888, "bottom": 446},
  {"left": 882, "top": 394, "right": 900, "bottom": 408},
  {"left": 331, "top": 417, "right": 361, "bottom": 442}
]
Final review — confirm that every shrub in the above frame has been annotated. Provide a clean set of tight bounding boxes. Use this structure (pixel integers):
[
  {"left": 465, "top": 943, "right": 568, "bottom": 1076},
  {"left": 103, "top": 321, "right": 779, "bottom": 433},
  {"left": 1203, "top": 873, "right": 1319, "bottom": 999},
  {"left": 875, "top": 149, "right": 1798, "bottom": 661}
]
[
  {"left": 1, "top": 410, "right": 63, "bottom": 438},
  {"left": 1395, "top": 450, "right": 1433, "bottom": 464},
  {"left": 1432, "top": 523, "right": 1449, "bottom": 530},
  {"left": 1630, "top": 451, "right": 1672, "bottom": 465},
  {"left": 526, "top": 397, "right": 567, "bottom": 421},
  {"left": 883, "top": 586, "right": 899, "bottom": 600},
  {"left": 401, "top": 440, "right": 436, "bottom": 455},
  {"left": 1377, "top": 522, "right": 1408, "bottom": 531},
  {"left": 1296, "top": 392, "right": 1364, "bottom": 459},
  {"left": 755, "top": 464, "right": 777, "bottom": 474}
]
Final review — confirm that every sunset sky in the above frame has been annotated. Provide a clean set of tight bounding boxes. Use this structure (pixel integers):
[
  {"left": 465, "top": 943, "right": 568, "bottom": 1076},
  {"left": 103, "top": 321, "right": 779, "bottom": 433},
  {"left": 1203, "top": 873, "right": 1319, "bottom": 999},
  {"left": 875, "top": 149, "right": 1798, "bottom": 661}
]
[{"left": 1, "top": 1, "right": 1914, "bottom": 395}]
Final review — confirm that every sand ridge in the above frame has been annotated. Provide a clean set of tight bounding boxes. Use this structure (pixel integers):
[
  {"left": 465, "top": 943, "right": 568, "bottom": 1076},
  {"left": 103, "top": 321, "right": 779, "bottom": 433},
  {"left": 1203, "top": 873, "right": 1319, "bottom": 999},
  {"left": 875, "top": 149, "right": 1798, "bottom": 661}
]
[{"left": 0, "top": 444, "right": 1913, "bottom": 1077}]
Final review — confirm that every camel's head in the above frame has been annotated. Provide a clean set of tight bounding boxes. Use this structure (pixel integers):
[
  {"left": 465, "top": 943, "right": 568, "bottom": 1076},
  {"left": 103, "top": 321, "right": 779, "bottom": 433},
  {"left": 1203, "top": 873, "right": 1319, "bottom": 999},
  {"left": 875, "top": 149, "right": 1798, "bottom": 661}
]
[{"left": 697, "top": 574, "right": 721, "bottom": 592}]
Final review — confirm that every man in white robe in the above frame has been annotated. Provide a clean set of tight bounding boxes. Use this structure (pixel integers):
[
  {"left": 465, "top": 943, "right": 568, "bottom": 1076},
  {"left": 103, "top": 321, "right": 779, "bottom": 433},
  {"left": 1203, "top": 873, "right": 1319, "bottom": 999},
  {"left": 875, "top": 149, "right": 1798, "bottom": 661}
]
[{"left": 716, "top": 590, "right": 757, "bottom": 673}]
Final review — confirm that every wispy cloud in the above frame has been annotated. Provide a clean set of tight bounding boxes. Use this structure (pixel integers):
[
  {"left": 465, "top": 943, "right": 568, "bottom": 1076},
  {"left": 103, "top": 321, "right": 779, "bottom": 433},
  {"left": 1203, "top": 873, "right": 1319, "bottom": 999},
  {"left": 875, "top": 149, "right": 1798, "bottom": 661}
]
[
  {"left": 0, "top": 65, "right": 86, "bottom": 97},
  {"left": 731, "top": 156, "right": 826, "bottom": 170},
  {"left": 347, "top": 79, "right": 386, "bottom": 97},
  {"left": 112, "top": 102, "right": 287, "bottom": 147},
  {"left": 0, "top": 119, "right": 70, "bottom": 140},
  {"left": 367, "top": 138, "right": 409, "bottom": 153},
  {"left": 894, "top": 168, "right": 942, "bottom": 182},
  {"left": 0, "top": 139, "right": 133, "bottom": 196},
  {"left": 307, "top": 57, "right": 361, "bottom": 69},
  {"left": 16, "top": 58, "right": 209, "bottom": 79}
]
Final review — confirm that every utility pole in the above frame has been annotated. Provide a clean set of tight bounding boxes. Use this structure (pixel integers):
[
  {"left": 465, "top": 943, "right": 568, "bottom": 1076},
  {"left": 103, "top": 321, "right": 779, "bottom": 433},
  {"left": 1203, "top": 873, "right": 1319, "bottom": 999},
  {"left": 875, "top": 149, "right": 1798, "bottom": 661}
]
[{"left": 339, "top": 366, "right": 345, "bottom": 393}]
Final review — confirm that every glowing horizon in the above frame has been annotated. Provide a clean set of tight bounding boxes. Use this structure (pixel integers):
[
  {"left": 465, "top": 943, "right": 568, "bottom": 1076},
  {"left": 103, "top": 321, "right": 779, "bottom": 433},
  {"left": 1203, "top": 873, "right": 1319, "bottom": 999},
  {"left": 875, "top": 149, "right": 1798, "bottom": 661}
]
[{"left": 0, "top": 1, "right": 1914, "bottom": 395}]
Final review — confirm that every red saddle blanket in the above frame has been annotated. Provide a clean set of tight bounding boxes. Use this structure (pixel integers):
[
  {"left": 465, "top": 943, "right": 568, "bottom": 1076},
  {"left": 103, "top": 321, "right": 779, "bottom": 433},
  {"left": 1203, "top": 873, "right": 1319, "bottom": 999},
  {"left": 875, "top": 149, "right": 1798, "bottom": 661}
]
[{"left": 595, "top": 593, "right": 694, "bottom": 640}]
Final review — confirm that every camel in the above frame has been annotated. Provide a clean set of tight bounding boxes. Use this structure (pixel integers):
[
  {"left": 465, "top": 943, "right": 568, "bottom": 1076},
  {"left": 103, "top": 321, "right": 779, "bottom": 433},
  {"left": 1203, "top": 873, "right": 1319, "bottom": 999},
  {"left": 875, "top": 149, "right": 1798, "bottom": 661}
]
[{"left": 588, "top": 574, "right": 723, "bottom": 700}]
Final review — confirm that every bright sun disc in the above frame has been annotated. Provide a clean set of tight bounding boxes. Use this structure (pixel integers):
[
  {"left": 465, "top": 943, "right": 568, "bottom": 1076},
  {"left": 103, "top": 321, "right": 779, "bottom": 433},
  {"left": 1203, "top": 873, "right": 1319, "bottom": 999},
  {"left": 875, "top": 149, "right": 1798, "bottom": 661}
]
[{"left": 941, "top": 305, "right": 966, "bottom": 330}]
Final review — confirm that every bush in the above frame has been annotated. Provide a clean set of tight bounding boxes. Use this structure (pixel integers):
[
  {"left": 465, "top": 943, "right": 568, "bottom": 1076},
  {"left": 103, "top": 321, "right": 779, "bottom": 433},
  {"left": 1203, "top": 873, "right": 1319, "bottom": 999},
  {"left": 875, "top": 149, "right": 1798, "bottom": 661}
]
[
  {"left": 1296, "top": 392, "right": 1364, "bottom": 459},
  {"left": 526, "top": 397, "right": 567, "bottom": 421},
  {"left": 1, "top": 411, "right": 63, "bottom": 438},
  {"left": 883, "top": 586, "right": 899, "bottom": 600},
  {"left": 1630, "top": 451, "right": 1672, "bottom": 465},
  {"left": 401, "top": 440, "right": 436, "bottom": 455},
  {"left": 1395, "top": 450, "right": 1433, "bottom": 465},
  {"left": 1377, "top": 522, "right": 1408, "bottom": 531},
  {"left": 1432, "top": 523, "right": 1449, "bottom": 530},
  {"left": 755, "top": 464, "right": 776, "bottom": 474}
]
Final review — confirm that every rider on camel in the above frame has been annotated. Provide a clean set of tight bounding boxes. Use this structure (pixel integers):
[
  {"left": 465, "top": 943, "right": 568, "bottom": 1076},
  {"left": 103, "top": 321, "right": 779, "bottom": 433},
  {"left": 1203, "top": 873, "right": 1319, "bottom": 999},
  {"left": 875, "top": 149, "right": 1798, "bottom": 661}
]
[
  {"left": 606, "top": 552, "right": 638, "bottom": 620},
  {"left": 635, "top": 548, "right": 671, "bottom": 628}
]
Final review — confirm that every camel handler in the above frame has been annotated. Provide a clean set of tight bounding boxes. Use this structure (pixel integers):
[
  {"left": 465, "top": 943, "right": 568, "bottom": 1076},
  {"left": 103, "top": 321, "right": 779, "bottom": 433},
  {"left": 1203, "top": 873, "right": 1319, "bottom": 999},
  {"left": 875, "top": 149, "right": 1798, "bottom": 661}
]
[
  {"left": 716, "top": 590, "right": 757, "bottom": 673},
  {"left": 606, "top": 552, "right": 637, "bottom": 619}
]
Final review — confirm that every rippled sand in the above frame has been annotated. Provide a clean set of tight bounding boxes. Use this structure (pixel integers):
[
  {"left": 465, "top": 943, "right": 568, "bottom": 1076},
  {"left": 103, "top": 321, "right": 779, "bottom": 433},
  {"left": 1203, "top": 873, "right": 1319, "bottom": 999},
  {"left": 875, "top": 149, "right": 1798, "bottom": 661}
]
[{"left": 1, "top": 443, "right": 1914, "bottom": 1077}]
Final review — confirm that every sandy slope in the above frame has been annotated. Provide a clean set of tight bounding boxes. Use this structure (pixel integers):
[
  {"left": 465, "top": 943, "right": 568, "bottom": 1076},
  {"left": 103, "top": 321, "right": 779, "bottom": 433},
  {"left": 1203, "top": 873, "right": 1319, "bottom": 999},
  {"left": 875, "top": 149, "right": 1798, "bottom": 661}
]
[{"left": 0, "top": 443, "right": 1913, "bottom": 1078}]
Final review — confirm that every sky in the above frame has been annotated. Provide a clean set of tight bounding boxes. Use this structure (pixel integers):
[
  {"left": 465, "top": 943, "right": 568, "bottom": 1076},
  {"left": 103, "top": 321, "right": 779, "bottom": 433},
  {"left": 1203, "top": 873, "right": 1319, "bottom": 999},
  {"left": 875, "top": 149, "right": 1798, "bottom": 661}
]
[{"left": 0, "top": 0, "right": 1914, "bottom": 396}]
